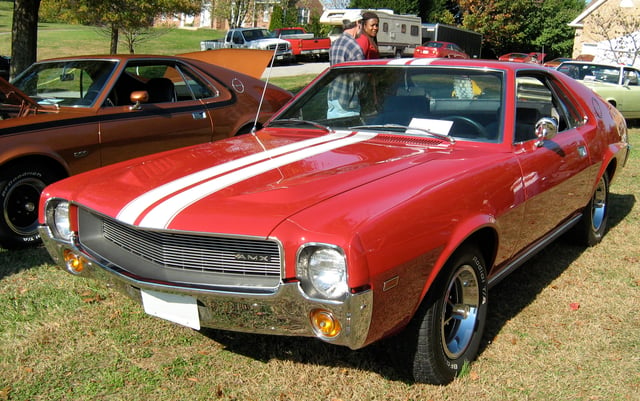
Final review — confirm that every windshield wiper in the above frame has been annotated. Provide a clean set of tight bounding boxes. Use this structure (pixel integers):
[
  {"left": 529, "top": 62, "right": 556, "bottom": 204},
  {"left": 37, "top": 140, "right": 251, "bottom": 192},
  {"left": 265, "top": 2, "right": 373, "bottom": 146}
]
[
  {"left": 269, "top": 118, "right": 333, "bottom": 133},
  {"left": 349, "top": 124, "right": 456, "bottom": 144}
]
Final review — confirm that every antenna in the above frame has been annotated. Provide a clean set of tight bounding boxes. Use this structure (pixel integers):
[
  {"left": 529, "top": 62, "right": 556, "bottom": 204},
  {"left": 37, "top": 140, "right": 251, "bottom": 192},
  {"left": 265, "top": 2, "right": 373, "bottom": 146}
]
[{"left": 251, "top": 35, "right": 282, "bottom": 135}]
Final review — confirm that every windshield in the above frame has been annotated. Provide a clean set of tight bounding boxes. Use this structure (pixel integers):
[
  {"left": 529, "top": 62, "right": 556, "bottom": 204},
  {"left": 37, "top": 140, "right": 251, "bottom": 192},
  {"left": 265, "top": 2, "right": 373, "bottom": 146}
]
[
  {"left": 11, "top": 60, "right": 117, "bottom": 107},
  {"left": 557, "top": 63, "right": 621, "bottom": 84},
  {"left": 243, "top": 29, "right": 274, "bottom": 40},
  {"left": 269, "top": 65, "right": 505, "bottom": 142}
]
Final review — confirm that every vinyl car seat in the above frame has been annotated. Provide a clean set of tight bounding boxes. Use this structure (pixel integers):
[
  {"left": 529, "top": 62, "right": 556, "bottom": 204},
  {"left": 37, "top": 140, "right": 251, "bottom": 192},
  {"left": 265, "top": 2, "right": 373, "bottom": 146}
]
[{"left": 146, "top": 77, "right": 176, "bottom": 103}]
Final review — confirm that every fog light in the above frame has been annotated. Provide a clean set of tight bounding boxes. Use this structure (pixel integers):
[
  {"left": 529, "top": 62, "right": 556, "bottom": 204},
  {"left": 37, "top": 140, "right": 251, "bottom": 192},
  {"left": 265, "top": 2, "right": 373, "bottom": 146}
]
[
  {"left": 63, "top": 250, "right": 87, "bottom": 274},
  {"left": 310, "top": 309, "right": 341, "bottom": 338}
]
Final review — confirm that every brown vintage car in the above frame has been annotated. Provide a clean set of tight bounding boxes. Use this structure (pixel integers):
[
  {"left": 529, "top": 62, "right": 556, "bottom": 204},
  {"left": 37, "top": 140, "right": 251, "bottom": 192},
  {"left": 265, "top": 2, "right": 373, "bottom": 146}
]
[{"left": 0, "top": 53, "right": 293, "bottom": 249}]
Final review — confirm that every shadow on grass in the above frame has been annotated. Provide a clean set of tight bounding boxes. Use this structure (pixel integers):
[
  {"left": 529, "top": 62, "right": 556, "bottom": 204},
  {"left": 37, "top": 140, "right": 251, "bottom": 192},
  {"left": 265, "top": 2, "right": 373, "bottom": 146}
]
[
  {"left": 0, "top": 245, "right": 52, "bottom": 280},
  {"left": 201, "top": 192, "right": 636, "bottom": 383}
]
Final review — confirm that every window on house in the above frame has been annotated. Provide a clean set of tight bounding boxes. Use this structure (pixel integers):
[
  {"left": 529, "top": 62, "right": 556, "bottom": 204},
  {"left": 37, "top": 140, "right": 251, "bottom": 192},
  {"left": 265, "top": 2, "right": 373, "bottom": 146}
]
[{"left": 297, "top": 8, "right": 310, "bottom": 25}]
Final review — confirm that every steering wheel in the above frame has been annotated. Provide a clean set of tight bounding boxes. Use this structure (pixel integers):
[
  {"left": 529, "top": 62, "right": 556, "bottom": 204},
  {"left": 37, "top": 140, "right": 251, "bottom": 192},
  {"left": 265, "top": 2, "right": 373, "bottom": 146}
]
[{"left": 444, "top": 116, "right": 488, "bottom": 139}]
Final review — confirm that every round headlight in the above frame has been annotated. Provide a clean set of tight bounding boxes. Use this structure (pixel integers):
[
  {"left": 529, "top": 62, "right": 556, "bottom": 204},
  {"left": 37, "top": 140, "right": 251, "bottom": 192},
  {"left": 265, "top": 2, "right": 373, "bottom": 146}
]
[
  {"left": 298, "top": 246, "right": 348, "bottom": 300},
  {"left": 47, "top": 201, "right": 72, "bottom": 241}
]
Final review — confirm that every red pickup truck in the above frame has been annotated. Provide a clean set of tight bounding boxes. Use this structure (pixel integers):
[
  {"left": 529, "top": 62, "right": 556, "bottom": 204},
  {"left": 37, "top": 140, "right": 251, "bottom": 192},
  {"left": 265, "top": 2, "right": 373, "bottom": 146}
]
[{"left": 272, "top": 27, "right": 331, "bottom": 60}]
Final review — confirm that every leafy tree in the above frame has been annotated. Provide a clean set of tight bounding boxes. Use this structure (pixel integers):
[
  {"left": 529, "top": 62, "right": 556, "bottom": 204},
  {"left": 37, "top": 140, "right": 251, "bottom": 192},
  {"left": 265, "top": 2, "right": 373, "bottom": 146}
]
[
  {"left": 270, "top": 6, "right": 285, "bottom": 30},
  {"left": 453, "top": 0, "right": 581, "bottom": 59},
  {"left": 11, "top": 0, "right": 41, "bottom": 78},
  {"left": 210, "top": 0, "right": 252, "bottom": 28},
  {"left": 589, "top": 6, "right": 640, "bottom": 65},
  {"left": 519, "top": 0, "right": 584, "bottom": 59}
]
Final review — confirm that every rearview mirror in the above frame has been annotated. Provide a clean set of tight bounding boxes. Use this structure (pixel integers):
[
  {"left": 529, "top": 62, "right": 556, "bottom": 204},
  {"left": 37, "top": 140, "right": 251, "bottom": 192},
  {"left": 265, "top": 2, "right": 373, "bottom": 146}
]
[
  {"left": 129, "top": 90, "right": 149, "bottom": 110},
  {"left": 535, "top": 117, "right": 558, "bottom": 147}
]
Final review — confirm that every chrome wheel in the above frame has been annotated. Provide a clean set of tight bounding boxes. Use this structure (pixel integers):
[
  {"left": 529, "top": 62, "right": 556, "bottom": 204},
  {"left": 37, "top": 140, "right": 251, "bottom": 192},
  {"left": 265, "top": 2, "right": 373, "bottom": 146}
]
[
  {"left": 591, "top": 176, "right": 607, "bottom": 232},
  {"left": 404, "top": 245, "right": 488, "bottom": 385},
  {"left": 441, "top": 265, "right": 480, "bottom": 359}
]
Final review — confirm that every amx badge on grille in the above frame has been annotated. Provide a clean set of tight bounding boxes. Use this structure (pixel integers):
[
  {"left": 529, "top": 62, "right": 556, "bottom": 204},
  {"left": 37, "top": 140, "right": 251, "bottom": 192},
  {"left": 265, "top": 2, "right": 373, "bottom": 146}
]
[{"left": 234, "top": 253, "right": 271, "bottom": 262}]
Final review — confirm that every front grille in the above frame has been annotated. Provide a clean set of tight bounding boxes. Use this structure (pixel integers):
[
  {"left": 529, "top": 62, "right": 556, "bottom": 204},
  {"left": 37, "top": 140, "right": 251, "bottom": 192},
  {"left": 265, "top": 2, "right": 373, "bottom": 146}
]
[
  {"left": 267, "top": 43, "right": 288, "bottom": 52},
  {"left": 78, "top": 208, "right": 282, "bottom": 291}
]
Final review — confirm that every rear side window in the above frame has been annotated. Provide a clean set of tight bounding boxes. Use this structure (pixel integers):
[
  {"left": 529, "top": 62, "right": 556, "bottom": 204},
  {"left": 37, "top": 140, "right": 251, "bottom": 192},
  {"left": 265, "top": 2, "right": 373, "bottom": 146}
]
[{"left": 514, "top": 72, "right": 584, "bottom": 142}]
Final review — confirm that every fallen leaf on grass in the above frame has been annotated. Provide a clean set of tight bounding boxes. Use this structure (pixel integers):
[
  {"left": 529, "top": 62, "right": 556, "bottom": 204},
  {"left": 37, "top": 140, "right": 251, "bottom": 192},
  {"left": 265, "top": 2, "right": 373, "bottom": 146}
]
[
  {"left": 80, "top": 291, "right": 105, "bottom": 303},
  {"left": 569, "top": 302, "right": 580, "bottom": 311}
]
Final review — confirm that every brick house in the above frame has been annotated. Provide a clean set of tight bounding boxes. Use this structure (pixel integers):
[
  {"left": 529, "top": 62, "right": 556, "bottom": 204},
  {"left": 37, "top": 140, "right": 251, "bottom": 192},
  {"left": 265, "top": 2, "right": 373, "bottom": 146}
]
[
  {"left": 161, "top": 0, "right": 325, "bottom": 31},
  {"left": 569, "top": 0, "right": 640, "bottom": 66}
]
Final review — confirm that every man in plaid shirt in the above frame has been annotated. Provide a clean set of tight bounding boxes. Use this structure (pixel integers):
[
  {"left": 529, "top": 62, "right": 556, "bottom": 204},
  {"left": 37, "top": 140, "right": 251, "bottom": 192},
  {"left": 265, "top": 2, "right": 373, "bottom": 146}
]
[{"left": 328, "top": 12, "right": 365, "bottom": 119}]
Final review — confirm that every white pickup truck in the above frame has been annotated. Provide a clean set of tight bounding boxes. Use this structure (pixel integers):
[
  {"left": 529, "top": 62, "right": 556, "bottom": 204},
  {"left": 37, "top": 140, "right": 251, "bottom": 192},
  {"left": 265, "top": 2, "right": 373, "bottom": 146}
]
[{"left": 201, "top": 28, "right": 294, "bottom": 63}]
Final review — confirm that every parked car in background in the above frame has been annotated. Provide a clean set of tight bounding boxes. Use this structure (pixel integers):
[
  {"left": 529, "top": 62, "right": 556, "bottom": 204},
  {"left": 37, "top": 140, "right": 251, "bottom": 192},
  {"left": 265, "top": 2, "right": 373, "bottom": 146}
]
[
  {"left": 543, "top": 57, "right": 573, "bottom": 68},
  {"left": 413, "top": 41, "right": 469, "bottom": 59},
  {"left": 272, "top": 27, "right": 331, "bottom": 61},
  {"left": 200, "top": 28, "right": 294, "bottom": 63},
  {"left": 0, "top": 56, "right": 10, "bottom": 80},
  {"left": 498, "top": 52, "right": 540, "bottom": 64},
  {"left": 0, "top": 53, "right": 292, "bottom": 249},
  {"left": 39, "top": 58, "right": 629, "bottom": 385},
  {"left": 557, "top": 60, "right": 640, "bottom": 119}
]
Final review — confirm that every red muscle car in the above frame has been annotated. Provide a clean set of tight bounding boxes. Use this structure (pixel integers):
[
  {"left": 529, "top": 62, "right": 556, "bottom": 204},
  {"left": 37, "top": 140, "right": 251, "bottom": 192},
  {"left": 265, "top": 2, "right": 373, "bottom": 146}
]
[
  {"left": 414, "top": 41, "right": 469, "bottom": 59},
  {"left": 38, "top": 59, "right": 630, "bottom": 384},
  {"left": 0, "top": 53, "right": 292, "bottom": 249}
]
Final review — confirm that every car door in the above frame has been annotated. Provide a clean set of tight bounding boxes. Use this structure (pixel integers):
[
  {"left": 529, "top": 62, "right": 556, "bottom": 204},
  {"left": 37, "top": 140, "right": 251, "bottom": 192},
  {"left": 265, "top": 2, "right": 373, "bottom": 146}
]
[
  {"left": 617, "top": 67, "right": 640, "bottom": 118},
  {"left": 97, "top": 60, "right": 216, "bottom": 166},
  {"left": 511, "top": 72, "right": 596, "bottom": 249}
]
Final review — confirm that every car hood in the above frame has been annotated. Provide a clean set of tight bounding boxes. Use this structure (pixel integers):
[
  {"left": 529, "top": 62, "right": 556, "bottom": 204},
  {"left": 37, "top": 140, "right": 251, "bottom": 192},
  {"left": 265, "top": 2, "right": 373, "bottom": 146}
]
[
  {"left": 250, "top": 38, "right": 290, "bottom": 46},
  {"left": 0, "top": 76, "right": 38, "bottom": 111},
  {"left": 45, "top": 129, "right": 455, "bottom": 237}
]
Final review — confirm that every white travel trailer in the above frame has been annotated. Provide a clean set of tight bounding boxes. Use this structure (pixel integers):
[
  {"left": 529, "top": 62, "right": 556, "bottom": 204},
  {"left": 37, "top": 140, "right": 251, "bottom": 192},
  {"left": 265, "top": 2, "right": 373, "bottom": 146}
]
[{"left": 320, "top": 9, "right": 422, "bottom": 57}]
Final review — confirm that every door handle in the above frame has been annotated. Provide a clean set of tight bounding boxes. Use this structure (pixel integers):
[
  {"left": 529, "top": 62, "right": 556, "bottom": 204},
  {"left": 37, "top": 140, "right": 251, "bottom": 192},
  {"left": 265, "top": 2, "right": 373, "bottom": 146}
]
[
  {"left": 577, "top": 146, "right": 587, "bottom": 158},
  {"left": 192, "top": 111, "right": 207, "bottom": 120}
]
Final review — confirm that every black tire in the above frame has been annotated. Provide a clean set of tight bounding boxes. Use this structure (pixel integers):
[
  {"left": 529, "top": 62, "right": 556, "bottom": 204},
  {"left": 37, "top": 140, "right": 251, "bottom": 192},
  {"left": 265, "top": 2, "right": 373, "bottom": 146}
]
[
  {"left": 404, "top": 244, "right": 488, "bottom": 384},
  {"left": 0, "top": 163, "right": 61, "bottom": 249},
  {"left": 574, "top": 172, "right": 609, "bottom": 246}
]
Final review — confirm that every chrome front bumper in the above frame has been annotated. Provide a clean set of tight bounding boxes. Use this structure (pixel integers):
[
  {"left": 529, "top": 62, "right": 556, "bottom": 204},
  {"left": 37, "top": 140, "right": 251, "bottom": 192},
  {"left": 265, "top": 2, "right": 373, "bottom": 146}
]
[{"left": 39, "top": 226, "right": 373, "bottom": 349}]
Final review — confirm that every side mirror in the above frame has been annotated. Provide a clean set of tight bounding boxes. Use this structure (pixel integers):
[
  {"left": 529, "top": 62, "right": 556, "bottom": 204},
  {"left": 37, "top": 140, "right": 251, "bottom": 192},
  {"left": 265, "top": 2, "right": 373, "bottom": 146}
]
[
  {"left": 535, "top": 117, "right": 558, "bottom": 147},
  {"left": 129, "top": 90, "right": 149, "bottom": 110}
]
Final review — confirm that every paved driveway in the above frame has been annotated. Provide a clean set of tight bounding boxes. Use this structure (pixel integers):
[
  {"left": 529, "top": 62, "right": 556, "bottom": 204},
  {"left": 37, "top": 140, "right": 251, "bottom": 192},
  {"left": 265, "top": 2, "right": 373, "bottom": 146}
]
[{"left": 262, "top": 62, "right": 329, "bottom": 78}]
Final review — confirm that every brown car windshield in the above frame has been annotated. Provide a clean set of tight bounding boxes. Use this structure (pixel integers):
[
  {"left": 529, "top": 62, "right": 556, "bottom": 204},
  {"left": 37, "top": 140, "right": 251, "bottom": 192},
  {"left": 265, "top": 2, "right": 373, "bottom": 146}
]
[{"left": 11, "top": 60, "right": 117, "bottom": 107}]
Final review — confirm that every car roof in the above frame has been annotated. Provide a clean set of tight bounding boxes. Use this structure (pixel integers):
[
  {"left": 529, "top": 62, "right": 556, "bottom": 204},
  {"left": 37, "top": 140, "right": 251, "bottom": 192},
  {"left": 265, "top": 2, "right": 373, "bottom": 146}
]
[
  {"left": 331, "top": 57, "right": 548, "bottom": 72},
  {"left": 38, "top": 54, "right": 186, "bottom": 63},
  {"left": 558, "top": 61, "right": 627, "bottom": 69}
]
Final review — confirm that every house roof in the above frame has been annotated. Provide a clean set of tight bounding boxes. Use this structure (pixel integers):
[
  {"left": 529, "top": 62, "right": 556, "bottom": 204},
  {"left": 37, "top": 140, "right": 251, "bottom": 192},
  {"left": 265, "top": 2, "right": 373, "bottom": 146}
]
[{"left": 568, "top": 0, "right": 607, "bottom": 27}]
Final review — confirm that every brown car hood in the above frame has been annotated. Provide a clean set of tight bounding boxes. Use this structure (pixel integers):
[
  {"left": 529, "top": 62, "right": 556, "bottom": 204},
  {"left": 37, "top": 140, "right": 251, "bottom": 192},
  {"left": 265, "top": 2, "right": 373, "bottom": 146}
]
[
  {"left": 178, "top": 49, "right": 274, "bottom": 80},
  {"left": 0, "top": 76, "right": 39, "bottom": 113}
]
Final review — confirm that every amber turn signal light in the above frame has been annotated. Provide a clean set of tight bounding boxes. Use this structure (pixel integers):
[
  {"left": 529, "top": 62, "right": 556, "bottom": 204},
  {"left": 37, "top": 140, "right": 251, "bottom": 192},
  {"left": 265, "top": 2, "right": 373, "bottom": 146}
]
[
  {"left": 63, "top": 250, "right": 87, "bottom": 274},
  {"left": 309, "top": 309, "right": 341, "bottom": 338}
]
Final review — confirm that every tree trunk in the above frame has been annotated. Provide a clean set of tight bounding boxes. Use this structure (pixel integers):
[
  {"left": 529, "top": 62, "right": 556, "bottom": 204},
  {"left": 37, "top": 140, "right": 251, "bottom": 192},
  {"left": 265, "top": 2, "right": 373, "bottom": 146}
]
[
  {"left": 110, "top": 25, "right": 119, "bottom": 54},
  {"left": 11, "top": 0, "right": 41, "bottom": 79}
]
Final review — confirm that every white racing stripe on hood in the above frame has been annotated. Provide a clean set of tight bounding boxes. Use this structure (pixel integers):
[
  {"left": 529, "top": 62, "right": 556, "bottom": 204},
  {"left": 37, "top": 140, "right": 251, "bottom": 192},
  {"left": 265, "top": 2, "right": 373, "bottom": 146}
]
[
  {"left": 139, "top": 131, "right": 377, "bottom": 229},
  {"left": 116, "top": 131, "right": 357, "bottom": 225}
]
